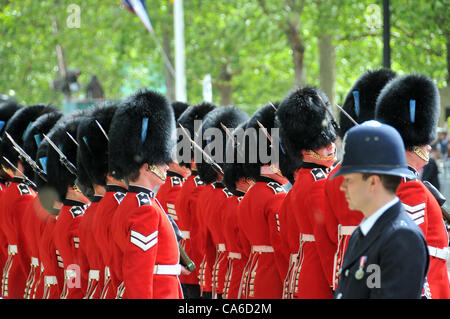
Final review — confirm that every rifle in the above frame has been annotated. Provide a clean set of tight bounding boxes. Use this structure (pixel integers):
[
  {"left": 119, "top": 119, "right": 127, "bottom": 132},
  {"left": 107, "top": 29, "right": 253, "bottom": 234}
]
[{"left": 5, "top": 132, "right": 47, "bottom": 182}]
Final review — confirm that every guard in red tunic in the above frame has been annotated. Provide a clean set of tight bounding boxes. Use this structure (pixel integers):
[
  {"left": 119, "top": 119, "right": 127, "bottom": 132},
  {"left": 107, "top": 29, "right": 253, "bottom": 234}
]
[
  {"left": 195, "top": 106, "right": 249, "bottom": 299},
  {"left": 237, "top": 103, "right": 293, "bottom": 299},
  {"left": 0, "top": 104, "right": 55, "bottom": 298},
  {"left": 21, "top": 110, "right": 63, "bottom": 298},
  {"left": 108, "top": 89, "right": 182, "bottom": 299},
  {"left": 34, "top": 137, "right": 64, "bottom": 299},
  {"left": 0, "top": 100, "right": 22, "bottom": 289},
  {"left": 376, "top": 74, "right": 450, "bottom": 299},
  {"left": 76, "top": 104, "right": 118, "bottom": 299},
  {"left": 221, "top": 123, "right": 255, "bottom": 299},
  {"left": 323, "top": 69, "right": 397, "bottom": 291},
  {"left": 155, "top": 101, "right": 190, "bottom": 223},
  {"left": 275, "top": 87, "right": 338, "bottom": 299},
  {"left": 45, "top": 113, "right": 91, "bottom": 299},
  {"left": 174, "top": 102, "right": 216, "bottom": 298}
]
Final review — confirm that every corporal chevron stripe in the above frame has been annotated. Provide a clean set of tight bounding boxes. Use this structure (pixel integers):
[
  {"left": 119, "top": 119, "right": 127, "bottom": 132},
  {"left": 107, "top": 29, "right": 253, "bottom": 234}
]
[
  {"left": 130, "top": 230, "right": 158, "bottom": 251},
  {"left": 402, "top": 202, "right": 426, "bottom": 225}
]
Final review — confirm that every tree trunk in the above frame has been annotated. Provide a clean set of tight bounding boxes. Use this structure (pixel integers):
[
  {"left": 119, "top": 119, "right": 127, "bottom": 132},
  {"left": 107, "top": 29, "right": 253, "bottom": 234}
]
[
  {"left": 285, "top": 20, "right": 306, "bottom": 89},
  {"left": 446, "top": 38, "right": 450, "bottom": 83},
  {"left": 217, "top": 63, "right": 233, "bottom": 106},
  {"left": 319, "top": 33, "right": 336, "bottom": 108},
  {"left": 163, "top": 27, "right": 176, "bottom": 103}
]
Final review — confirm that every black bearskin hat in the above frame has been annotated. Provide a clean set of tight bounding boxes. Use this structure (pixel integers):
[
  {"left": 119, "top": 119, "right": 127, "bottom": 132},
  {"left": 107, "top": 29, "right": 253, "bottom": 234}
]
[
  {"left": 23, "top": 110, "right": 63, "bottom": 181},
  {"left": 176, "top": 102, "right": 216, "bottom": 167},
  {"left": 0, "top": 100, "right": 22, "bottom": 136},
  {"left": 45, "top": 111, "right": 89, "bottom": 202},
  {"left": 171, "top": 101, "right": 190, "bottom": 121},
  {"left": 375, "top": 74, "right": 440, "bottom": 149},
  {"left": 0, "top": 104, "right": 56, "bottom": 171},
  {"left": 77, "top": 103, "right": 117, "bottom": 187},
  {"left": 339, "top": 68, "right": 397, "bottom": 138},
  {"left": 196, "top": 106, "right": 249, "bottom": 185},
  {"left": 242, "top": 102, "right": 278, "bottom": 180},
  {"left": 222, "top": 121, "right": 248, "bottom": 195},
  {"left": 108, "top": 89, "right": 175, "bottom": 180},
  {"left": 275, "top": 87, "right": 337, "bottom": 160}
]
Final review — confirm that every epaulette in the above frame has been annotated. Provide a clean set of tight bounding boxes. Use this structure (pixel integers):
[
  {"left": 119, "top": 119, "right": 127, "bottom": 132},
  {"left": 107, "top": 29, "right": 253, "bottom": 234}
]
[
  {"left": 170, "top": 175, "right": 183, "bottom": 187},
  {"left": 17, "top": 183, "right": 31, "bottom": 196},
  {"left": 137, "top": 192, "right": 152, "bottom": 207},
  {"left": 403, "top": 176, "right": 418, "bottom": 182},
  {"left": 69, "top": 206, "right": 84, "bottom": 218},
  {"left": 311, "top": 168, "right": 327, "bottom": 181},
  {"left": 267, "top": 182, "right": 285, "bottom": 194},
  {"left": 114, "top": 192, "right": 126, "bottom": 204},
  {"left": 223, "top": 188, "right": 234, "bottom": 198},
  {"left": 194, "top": 175, "right": 205, "bottom": 187},
  {"left": 212, "top": 182, "right": 225, "bottom": 189}
]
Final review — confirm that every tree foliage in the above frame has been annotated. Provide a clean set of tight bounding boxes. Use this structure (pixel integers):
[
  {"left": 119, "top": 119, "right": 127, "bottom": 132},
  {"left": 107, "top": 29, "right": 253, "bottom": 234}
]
[{"left": 0, "top": 0, "right": 448, "bottom": 116}]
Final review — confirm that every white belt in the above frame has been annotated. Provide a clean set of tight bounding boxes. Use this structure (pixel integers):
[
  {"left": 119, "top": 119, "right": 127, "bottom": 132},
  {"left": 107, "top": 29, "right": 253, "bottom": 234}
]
[
  {"left": 105, "top": 266, "right": 111, "bottom": 278},
  {"left": 428, "top": 246, "right": 449, "bottom": 261},
  {"left": 31, "top": 257, "right": 39, "bottom": 267},
  {"left": 44, "top": 276, "right": 58, "bottom": 286},
  {"left": 300, "top": 234, "right": 315, "bottom": 242},
  {"left": 8, "top": 244, "right": 18, "bottom": 255},
  {"left": 228, "top": 252, "right": 241, "bottom": 259},
  {"left": 251, "top": 245, "right": 274, "bottom": 253},
  {"left": 65, "top": 269, "right": 77, "bottom": 279},
  {"left": 217, "top": 243, "right": 226, "bottom": 252},
  {"left": 338, "top": 225, "right": 357, "bottom": 236},
  {"left": 289, "top": 253, "right": 298, "bottom": 264},
  {"left": 181, "top": 231, "right": 190, "bottom": 239},
  {"left": 153, "top": 264, "right": 181, "bottom": 275},
  {"left": 89, "top": 270, "right": 100, "bottom": 280}
]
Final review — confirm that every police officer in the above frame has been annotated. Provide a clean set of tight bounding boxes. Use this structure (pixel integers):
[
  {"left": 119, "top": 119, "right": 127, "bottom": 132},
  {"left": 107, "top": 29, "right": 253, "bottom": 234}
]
[
  {"left": 375, "top": 74, "right": 450, "bottom": 298},
  {"left": 323, "top": 68, "right": 397, "bottom": 291},
  {"left": 333, "top": 121, "right": 429, "bottom": 299}
]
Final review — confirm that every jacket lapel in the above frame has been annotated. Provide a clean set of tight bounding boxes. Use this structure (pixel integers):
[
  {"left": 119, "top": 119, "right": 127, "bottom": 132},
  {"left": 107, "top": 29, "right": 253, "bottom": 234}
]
[{"left": 341, "top": 200, "right": 402, "bottom": 270}]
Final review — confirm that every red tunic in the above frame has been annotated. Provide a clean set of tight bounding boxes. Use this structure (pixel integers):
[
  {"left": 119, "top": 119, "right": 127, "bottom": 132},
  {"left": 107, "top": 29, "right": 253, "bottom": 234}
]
[
  {"left": 290, "top": 165, "right": 336, "bottom": 299},
  {"left": 39, "top": 215, "right": 64, "bottom": 299},
  {"left": 237, "top": 177, "right": 287, "bottom": 299},
  {"left": 323, "top": 163, "right": 364, "bottom": 290},
  {"left": 53, "top": 199, "right": 88, "bottom": 299},
  {"left": 278, "top": 187, "right": 301, "bottom": 299},
  {"left": 22, "top": 197, "right": 51, "bottom": 299},
  {"left": 92, "top": 185, "right": 126, "bottom": 299},
  {"left": 195, "top": 184, "right": 216, "bottom": 295},
  {"left": 114, "top": 185, "right": 182, "bottom": 299},
  {"left": 222, "top": 192, "right": 248, "bottom": 299},
  {"left": 0, "top": 177, "right": 36, "bottom": 299},
  {"left": 0, "top": 181, "right": 9, "bottom": 288},
  {"left": 175, "top": 173, "right": 205, "bottom": 286},
  {"left": 156, "top": 171, "right": 184, "bottom": 223},
  {"left": 78, "top": 195, "right": 104, "bottom": 299},
  {"left": 397, "top": 173, "right": 450, "bottom": 299}
]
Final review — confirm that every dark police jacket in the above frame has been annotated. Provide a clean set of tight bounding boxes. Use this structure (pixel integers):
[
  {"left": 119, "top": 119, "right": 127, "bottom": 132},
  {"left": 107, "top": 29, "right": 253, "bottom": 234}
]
[{"left": 335, "top": 200, "right": 429, "bottom": 299}]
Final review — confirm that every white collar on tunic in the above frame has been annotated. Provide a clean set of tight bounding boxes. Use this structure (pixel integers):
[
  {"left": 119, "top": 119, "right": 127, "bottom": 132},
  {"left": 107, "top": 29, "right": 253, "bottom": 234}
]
[{"left": 359, "top": 197, "right": 399, "bottom": 236}]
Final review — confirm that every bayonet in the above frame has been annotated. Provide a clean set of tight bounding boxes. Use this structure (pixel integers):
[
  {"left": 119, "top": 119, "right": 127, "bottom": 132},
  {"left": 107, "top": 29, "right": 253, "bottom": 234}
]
[
  {"left": 95, "top": 120, "right": 109, "bottom": 142},
  {"left": 2, "top": 156, "right": 37, "bottom": 189},
  {"left": 5, "top": 132, "right": 47, "bottom": 182},
  {"left": 42, "top": 134, "right": 77, "bottom": 176},
  {"left": 179, "top": 123, "right": 224, "bottom": 175}
]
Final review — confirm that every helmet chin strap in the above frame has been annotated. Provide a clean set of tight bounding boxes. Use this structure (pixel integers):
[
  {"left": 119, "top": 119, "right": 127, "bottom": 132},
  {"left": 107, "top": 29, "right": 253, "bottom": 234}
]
[
  {"left": 148, "top": 164, "right": 167, "bottom": 181},
  {"left": 412, "top": 146, "right": 429, "bottom": 163},
  {"left": 304, "top": 150, "right": 337, "bottom": 163}
]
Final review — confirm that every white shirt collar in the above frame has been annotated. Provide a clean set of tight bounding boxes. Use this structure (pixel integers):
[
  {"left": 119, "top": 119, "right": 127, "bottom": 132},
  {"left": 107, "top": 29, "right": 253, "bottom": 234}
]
[{"left": 359, "top": 197, "right": 399, "bottom": 236}]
